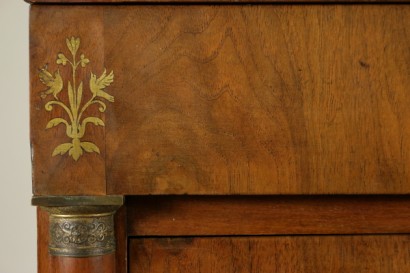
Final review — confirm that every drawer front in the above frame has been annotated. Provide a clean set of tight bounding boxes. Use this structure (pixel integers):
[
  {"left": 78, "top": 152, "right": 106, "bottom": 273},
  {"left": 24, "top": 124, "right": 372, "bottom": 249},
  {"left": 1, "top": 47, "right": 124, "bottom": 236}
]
[
  {"left": 30, "top": 5, "right": 410, "bottom": 195},
  {"left": 130, "top": 236, "right": 410, "bottom": 273},
  {"left": 127, "top": 196, "right": 410, "bottom": 273}
]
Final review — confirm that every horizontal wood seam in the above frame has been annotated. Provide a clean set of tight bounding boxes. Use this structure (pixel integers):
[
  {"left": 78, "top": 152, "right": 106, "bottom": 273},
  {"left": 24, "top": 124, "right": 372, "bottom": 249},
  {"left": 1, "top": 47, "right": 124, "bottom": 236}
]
[
  {"left": 25, "top": 1, "right": 410, "bottom": 5},
  {"left": 127, "top": 196, "right": 410, "bottom": 236},
  {"left": 129, "top": 233, "right": 410, "bottom": 238}
]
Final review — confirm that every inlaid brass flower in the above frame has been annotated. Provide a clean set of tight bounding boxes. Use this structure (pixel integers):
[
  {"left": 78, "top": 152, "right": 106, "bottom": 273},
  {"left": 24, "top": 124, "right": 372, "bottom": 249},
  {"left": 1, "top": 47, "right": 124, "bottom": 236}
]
[{"left": 39, "top": 37, "right": 114, "bottom": 161}]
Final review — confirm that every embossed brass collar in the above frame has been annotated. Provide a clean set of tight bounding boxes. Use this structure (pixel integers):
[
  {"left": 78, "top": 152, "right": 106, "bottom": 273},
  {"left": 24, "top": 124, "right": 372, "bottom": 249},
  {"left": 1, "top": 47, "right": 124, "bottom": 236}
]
[{"left": 32, "top": 196, "right": 123, "bottom": 257}]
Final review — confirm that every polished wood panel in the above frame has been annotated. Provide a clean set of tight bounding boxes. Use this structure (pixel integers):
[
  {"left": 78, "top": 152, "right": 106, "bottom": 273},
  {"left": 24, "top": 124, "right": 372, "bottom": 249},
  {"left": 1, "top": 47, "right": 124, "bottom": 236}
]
[
  {"left": 105, "top": 5, "right": 410, "bottom": 194},
  {"left": 37, "top": 208, "right": 117, "bottom": 273},
  {"left": 30, "top": 6, "right": 106, "bottom": 195},
  {"left": 130, "top": 236, "right": 410, "bottom": 273},
  {"left": 128, "top": 196, "right": 410, "bottom": 236},
  {"left": 31, "top": 6, "right": 410, "bottom": 195}
]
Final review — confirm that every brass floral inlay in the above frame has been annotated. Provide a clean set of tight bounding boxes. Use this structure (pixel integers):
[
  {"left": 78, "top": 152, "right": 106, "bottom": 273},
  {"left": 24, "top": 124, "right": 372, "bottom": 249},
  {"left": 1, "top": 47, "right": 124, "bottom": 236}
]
[{"left": 39, "top": 37, "right": 114, "bottom": 161}]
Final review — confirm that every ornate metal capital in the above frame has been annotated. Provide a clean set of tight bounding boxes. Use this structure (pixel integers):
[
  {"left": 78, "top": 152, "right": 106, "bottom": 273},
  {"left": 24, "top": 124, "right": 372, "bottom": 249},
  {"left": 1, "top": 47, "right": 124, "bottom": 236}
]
[{"left": 32, "top": 196, "right": 123, "bottom": 257}]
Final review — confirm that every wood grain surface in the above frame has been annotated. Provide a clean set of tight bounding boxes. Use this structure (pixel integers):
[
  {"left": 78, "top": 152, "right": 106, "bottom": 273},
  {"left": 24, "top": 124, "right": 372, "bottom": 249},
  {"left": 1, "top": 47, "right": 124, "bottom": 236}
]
[
  {"left": 30, "top": 6, "right": 106, "bottom": 195},
  {"left": 114, "top": 205, "right": 128, "bottom": 273},
  {"left": 26, "top": 0, "right": 410, "bottom": 3},
  {"left": 127, "top": 195, "right": 410, "bottom": 236},
  {"left": 105, "top": 5, "right": 410, "bottom": 194},
  {"left": 37, "top": 208, "right": 117, "bottom": 273},
  {"left": 31, "top": 5, "right": 410, "bottom": 194},
  {"left": 130, "top": 236, "right": 410, "bottom": 273}
]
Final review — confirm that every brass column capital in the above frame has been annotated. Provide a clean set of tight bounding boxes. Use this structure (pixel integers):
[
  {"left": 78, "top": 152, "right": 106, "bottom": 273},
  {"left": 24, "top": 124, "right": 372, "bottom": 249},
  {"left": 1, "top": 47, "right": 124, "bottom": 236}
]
[{"left": 32, "top": 196, "right": 123, "bottom": 257}]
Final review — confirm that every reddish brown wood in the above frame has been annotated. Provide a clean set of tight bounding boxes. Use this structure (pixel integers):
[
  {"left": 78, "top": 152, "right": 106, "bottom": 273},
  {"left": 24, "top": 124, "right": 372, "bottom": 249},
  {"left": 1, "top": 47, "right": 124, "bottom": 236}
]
[
  {"left": 130, "top": 236, "right": 410, "bottom": 273},
  {"left": 127, "top": 196, "right": 410, "bottom": 236},
  {"left": 31, "top": 5, "right": 410, "bottom": 195},
  {"left": 38, "top": 207, "right": 49, "bottom": 273},
  {"left": 30, "top": 6, "right": 106, "bottom": 195},
  {"left": 50, "top": 256, "right": 116, "bottom": 273},
  {"left": 25, "top": 0, "right": 410, "bottom": 3},
  {"left": 100, "top": 5, "right": 410, "bottom": 195},
  {"left": 115, "top": 205, "right": 128, "bottom": 273},
  {"left": 38, "top": 208, "right": 118, "bottom": 273},
  {"left": 30, "top": 3, "right": 410, "bottom": 273}
]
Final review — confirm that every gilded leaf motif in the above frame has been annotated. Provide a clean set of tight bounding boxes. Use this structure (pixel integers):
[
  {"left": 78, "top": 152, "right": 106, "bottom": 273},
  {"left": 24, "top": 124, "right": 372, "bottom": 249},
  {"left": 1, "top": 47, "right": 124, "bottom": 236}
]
[
  {"left": 80, "top": 54, "right": 89, "bottom": 68},
  {"left": 52, "top": 143, "right": 73, "bottom": 156},
  {"left": 46, "top": 118, "right": 68, "bottom": 129},
  {"left": 68, "top": 81, "right": 75, "bottom": 112},
  {"left": 81, "top": 142, "right": 101, "bottom": 154},
  {"left": 82, "top": 117, "right": 105, "bottom": 127},
  {"left": 56, "top": 53, "right": 68, "bottom": 66},
  {"left": 77, "top": 82, "right": 83, "bottom": 111}
]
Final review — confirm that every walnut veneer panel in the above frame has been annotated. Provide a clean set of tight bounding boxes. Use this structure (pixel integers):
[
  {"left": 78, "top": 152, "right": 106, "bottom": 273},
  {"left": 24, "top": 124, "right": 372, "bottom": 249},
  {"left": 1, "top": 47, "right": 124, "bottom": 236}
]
[
  {"left": 30, "top": 5, "right": 410, "bottom": 194},
  {"left": 128, "top": 196, "right": 410, "bottom": 236},
  {"left": 105, "top": 5, "right": 410, "bottom": 194},
  {"left": 130, "top": 236, "right": 410, "bottom": 273},
  {"left": 30, "top": 6, "right": 106, "bottom": 195}
]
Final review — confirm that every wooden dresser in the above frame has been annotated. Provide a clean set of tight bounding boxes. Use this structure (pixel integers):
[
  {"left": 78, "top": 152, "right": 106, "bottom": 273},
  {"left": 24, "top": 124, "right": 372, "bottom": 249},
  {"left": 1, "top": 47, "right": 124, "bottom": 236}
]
[{"left": 27, "top": 0, "right": 410, "bottom": 272}]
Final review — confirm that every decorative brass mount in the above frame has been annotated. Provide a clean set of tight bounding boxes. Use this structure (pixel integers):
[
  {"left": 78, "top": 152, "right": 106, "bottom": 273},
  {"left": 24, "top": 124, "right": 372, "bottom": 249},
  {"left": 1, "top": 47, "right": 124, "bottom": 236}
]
[{"left": 32, "top": 196, "right": 123, "bottom": 257}]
